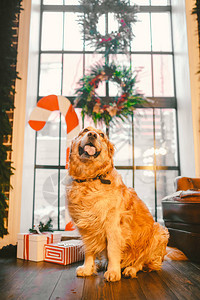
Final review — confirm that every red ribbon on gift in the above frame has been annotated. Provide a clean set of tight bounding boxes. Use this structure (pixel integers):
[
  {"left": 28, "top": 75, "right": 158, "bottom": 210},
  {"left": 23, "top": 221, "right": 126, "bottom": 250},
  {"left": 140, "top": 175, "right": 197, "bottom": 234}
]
[
  {"left": 23, "top": 233, "right": 55, "bottom": 260},
  {"left": 46, "top": 234, "right": 54, "bottom": 244},
  {"left": 24, "top": 234, "right": 29, "bottom": 260}
]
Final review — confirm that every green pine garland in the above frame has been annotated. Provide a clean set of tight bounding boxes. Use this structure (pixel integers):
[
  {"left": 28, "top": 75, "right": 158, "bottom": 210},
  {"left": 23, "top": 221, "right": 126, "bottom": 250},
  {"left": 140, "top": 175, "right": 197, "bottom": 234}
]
[
  {"left": 192, "top": 0, "right": 200, "bottom": 73},
  {"left": 0, "top": 0, "right": 22, "bottom": 238},
  {"left": 75, "top": 62, "right": 148, "bottom": 126},
  {"left": 192, "top": 0, "right": 200, "bottom": 50}
]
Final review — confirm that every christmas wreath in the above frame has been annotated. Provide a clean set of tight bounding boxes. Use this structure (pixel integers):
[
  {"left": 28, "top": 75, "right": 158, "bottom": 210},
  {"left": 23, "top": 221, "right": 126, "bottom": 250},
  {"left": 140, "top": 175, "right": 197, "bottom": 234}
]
[
  {"left": 74, "top": 63, "right": 147, "bottom": 126},
  {"left": 79, "top": 0, "right": 138, "bottom": 54}
]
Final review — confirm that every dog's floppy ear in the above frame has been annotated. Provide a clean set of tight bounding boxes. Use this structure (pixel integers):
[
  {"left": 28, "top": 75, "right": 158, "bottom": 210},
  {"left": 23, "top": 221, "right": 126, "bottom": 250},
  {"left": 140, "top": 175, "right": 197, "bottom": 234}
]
[{"left": 107, "top": 140, "right": 115, "bottom": 158}]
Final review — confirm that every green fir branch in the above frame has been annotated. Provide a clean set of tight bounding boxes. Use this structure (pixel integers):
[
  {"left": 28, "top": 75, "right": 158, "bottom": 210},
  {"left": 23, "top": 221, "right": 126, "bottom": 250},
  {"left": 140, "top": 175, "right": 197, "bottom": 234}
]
[{"left": 192, "top": 0, "right": 200, "bottom": 72}]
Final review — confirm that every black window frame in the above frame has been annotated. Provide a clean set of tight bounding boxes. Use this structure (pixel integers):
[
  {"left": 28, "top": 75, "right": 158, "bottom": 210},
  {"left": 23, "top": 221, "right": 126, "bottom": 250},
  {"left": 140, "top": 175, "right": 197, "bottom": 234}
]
[{"left": 32, "top": 0, "right": 180, "bottom": 229}]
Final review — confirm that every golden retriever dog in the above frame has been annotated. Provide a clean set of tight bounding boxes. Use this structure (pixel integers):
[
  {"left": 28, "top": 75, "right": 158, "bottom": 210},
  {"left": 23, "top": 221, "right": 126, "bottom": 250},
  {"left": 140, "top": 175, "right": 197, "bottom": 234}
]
[{"left": 66, "top": 127, "right": 185, "bottom": 282}]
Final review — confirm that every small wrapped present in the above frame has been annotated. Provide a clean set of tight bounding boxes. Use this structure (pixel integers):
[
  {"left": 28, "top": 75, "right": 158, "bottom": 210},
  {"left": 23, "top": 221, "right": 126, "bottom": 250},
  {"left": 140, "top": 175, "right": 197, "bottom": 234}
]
[
  {"left": 17, "top": 232, "right": 62, "bottom": 262},
  {"left": 44, "top": 240, "right": 84, "bottom": 265}
]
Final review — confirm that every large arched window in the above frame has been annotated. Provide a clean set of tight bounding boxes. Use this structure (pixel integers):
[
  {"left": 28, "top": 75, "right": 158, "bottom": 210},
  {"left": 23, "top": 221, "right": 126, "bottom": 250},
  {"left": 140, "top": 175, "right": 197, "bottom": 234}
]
[{"left": 32, "top": 0, "right": 179, "bottom": 230}]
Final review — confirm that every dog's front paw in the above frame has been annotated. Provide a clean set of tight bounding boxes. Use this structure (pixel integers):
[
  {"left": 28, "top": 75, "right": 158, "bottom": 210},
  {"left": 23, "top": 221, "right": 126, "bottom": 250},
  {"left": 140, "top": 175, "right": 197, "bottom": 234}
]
[
  {"left": 104, "top": 270, "right": 121, "bottom": 282},
  {"left": 76, "top": 265, "right": 96, "bottom": 277},
  {"left": 122, "top": 266, "right": 137, "bottom": 278}
]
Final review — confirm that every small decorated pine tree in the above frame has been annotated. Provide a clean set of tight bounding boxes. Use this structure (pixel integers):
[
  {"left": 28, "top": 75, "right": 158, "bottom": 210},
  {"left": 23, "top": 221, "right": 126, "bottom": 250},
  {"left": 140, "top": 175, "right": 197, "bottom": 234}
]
[{"left": 29, "top": 218, "right": 54, "bottom": 234}]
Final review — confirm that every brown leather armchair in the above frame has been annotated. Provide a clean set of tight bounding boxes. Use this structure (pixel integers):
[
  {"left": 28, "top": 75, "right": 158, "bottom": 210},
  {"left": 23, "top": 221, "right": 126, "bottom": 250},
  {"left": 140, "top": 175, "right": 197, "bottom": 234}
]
[
  {"left": 162, "top": 176, "right": 200, "bottom": 262},
  {"left": 174, "top": 176, "right": 200, "bottom": 192}
]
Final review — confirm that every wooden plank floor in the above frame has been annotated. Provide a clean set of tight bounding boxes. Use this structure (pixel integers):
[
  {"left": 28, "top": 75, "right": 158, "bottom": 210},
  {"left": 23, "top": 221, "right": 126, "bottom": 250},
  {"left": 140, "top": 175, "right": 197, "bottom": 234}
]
[{"left": 0, "top": 258, "right": 200, "bottom": 300}]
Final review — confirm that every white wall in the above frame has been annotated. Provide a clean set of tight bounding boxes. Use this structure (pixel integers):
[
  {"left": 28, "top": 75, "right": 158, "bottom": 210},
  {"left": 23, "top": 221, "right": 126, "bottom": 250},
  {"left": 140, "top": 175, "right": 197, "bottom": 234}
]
[
  {"left": 185, "top": 0, "right": 200, "bottom": 177},
  {"left": 171, "top": 0, "right": 198, "bottom": 177}
]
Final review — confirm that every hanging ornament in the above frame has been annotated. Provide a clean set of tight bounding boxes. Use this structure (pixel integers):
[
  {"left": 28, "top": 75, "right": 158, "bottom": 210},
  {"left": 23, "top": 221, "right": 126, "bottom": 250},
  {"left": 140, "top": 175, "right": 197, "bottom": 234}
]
[{"left": 28, "top": 95, "right": 80, "bottom": 169}]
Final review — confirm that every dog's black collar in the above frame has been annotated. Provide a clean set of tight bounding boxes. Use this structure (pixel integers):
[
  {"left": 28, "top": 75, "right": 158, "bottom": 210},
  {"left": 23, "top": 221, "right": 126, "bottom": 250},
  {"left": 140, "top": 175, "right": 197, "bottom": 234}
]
[{"left": 74, "top": 172, "right": 111, "bottom": 185}]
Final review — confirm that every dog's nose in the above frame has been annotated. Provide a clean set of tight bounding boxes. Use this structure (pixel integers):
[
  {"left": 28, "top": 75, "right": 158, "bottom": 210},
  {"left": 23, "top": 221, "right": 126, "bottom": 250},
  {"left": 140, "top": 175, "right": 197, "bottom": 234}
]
[{"left": 88, "top": 132, "right": 97, "bottom": 139}]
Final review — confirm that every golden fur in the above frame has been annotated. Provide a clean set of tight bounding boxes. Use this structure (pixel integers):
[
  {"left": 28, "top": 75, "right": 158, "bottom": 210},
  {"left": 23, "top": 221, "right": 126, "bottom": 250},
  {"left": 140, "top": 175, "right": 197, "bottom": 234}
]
[{"left": 66, "top": 127, "right": 180, "bottom": 282}]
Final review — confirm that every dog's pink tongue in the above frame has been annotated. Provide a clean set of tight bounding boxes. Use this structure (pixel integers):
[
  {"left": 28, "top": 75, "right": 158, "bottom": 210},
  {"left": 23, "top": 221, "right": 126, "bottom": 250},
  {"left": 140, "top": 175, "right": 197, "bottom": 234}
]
[{"left": 84, "top": 145, "right": 96, "bottom": 156}]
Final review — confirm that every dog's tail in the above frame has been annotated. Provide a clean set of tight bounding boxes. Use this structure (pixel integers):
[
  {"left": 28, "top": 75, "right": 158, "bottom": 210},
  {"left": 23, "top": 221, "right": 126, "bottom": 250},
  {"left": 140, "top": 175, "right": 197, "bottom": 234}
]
[{"left": 164, "top": 246, "right": 188, "bottom": 261}]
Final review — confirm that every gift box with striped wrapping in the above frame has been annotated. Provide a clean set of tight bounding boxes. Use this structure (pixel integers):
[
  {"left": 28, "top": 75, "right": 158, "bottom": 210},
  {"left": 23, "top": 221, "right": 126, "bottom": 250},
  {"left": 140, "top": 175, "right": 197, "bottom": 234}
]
[
  {"left": 44, "top": 240, "right": 84, "bottom": 265},
  {"left": 17, "top": 232, "right": 62, "bottom": 262}
]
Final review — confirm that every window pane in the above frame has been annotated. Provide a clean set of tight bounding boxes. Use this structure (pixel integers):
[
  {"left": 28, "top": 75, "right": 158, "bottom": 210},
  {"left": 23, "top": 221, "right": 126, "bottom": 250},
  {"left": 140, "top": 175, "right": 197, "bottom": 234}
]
[
  {"left": 85, "top": 54, "right": 105, "bottom": 71},
  {"left": 60, "top": 114, "right": 67, "bottom": 166},
  {"left": 109, "top": 81, "right": 124, "bottom": 97},
  {"left": 60, "top": 109, "right": 83, "bottom": 166},
  {"left": 153, "top": 55, "right": 174, "bottom": 97},
  {"left": 151, "top": 13, "right": 172, "bottom": 51},
  {"left": 135, "top": 170, "right": 155, "bottom": 218},
  {"left": 39, "top": 54, "right": 62, "bottom": 96},
  {"left": 134, "top": 109, "right": 154, "bottom": 166},
  {"left": 64, "top": 0, "right": 79, "bottom": 4},
  {"left": 41, "top": 12, "right": 63, "bottom": 51},
  {"left": 118, "top": 169, "right": 133, "bottom": 188},
  {"left": 34, "top": 169, "right": 58, "bottom": 229},
  {"left": 85, "top": 15, "right": 105, "bottom": 51},
  {"left": 155, "top": 109, "right": 178, "bottom": 166},
  {"left": 156, "top": 170, "right": 179, "bottom": 223},
  {"left": 108, "top": 54, "right": 130, "bottom": 96},
  {"left": 132, "top": 13, "right": 151, "bottom": 51},
  {"left": 97, "top": 14, "right": 106, "bottom": 35},
  {"left": 36, "top": 111, "right": 60, "bottom": 165},
  {"left": 130, "top": 0, "right": 150, "bottom": 4},
  {"left": 132, "top": 54, "right": 152, "bottom": 97},
  {"left": 62, "top": 54, "right": 83, "bottom": 96},
  {"left": 151, "top": 0, "right": 169, "bottom": 5},
  {"left": 110, "top": 54, "right": 130, "bottom": 68},
  {"left": 85, "top": 41, "right": 96, "bottom": 52},
  {"left": 60, "top": 170, "right": 68, "bottom": 230},
  {"left": 85, "top": 54, "right": 106, "bottom": 97},
  {"left": 82, "top": 115, "right": 97, "bottom": 129},
  {"left": 108, "top": 13, "right": 119, "bottom": 33},
  {"left": 43, "top": 0, "right": 63, "bottom": 4},
  {"left": 64, "top": 13, "right": 83, "bottom": 51},
  {"left": 110, "top": 117, "right": 133, "bottom": 166}
]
